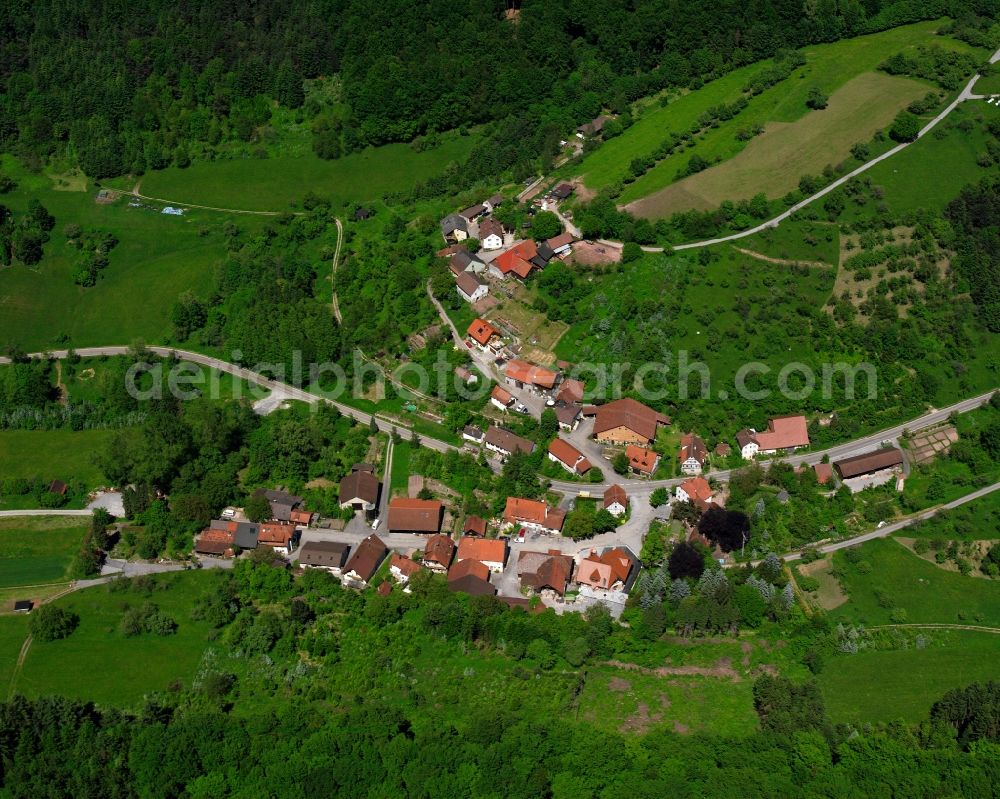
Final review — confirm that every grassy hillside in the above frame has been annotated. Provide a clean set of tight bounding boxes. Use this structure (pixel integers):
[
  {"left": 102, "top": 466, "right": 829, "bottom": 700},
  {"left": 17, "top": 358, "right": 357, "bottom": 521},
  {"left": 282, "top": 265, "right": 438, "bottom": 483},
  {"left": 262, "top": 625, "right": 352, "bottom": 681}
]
[
  {"left": 16, "top": 571, "right": 220, "bottom": 705},
  {"left": 124, "top": 133, "right": 479, "bottom": 212},
  {"left": 0, "top": 429, "right": 114, "bottom": 489},
  {"left": 0, "top": 156, "right": 257, "bottom": 351},
  {"left": 573, "top": 20, "right": 982, "bottom": 214},
  {"left": 819, "top": 630, "right": 1000, "bottom": 723}
]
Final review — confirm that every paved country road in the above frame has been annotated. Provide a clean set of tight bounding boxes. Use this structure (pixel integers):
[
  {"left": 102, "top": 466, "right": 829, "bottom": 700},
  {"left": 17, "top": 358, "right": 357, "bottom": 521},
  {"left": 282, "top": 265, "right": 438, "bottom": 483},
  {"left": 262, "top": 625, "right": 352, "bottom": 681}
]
[
  {"left": 780, "top": 480, "right": 1000, "bottom": 562},
  {"left": 1, "top": 348, "right": 995, "bottom": 496}
]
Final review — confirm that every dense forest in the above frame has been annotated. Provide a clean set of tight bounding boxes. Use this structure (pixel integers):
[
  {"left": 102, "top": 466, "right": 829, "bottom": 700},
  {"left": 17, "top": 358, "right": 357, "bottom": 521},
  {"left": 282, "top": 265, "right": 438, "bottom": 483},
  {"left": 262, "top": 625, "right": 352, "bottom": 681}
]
[
  {"left": 3, "top": 559, "right": 1000, "bottom": 798},
  {"left": 1, "top": 0, "right": 996, "bottom": 179}
]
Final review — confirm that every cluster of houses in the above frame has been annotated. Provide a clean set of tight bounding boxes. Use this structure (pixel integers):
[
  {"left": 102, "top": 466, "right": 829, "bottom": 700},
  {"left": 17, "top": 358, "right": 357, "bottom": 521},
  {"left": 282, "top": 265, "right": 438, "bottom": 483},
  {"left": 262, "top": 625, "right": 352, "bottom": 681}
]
[
  {"left": 439, "top": 186, "right": 579, "bottom": 306},
  {"left": 194, "top": 489, "right": 311, "bottom": 557}
]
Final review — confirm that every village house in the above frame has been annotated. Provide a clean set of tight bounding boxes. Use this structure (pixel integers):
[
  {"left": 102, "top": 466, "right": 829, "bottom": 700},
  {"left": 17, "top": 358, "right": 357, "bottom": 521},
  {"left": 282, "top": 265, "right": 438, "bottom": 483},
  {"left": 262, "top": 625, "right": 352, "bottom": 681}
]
[
  {"left": 422, "top": 534, "right": 456, "bottom": 572},
  {"left": 576, "top": 115, "right": 613, "bottom": 138},
  {"left": 483, "top": 193, "right": 504, "bottom": 213},
  {"left": 504, "top": 497, "right": 566, "bottom": 535},
  {"left": 555, "top": 404, "right": 582, "bottom": 431},
  {"left": 463, "top": 425, "right": 485, "bottom": 444},
  {"left": 547, "top": 438, "right": 591, "bottom": 475},
  {"left": 549, "top": 183, "right": 574, "bottom": 201},
  {"left": 456, "top": 271, "right": 489, "bottom": 303},
  {"left": 588, "top": 398, "right": 670, "bottom": 445},
  {"left": 517, "top": 550, "right": 573, "bottom": 596},
  {"left": 298, "top": 541, "right": 350, "bottom": 572},
  {"left": 194, "top": 528, "right": 235, "bottom": 558},
  {"left": 459, "top": 203, "right": 486, "bottom": 223},
  {"left": 456, "top": 537, "right": 508, "bottom": 573},
  {"left": 455, "top": 366, "right": 477, "bottom": 386},
  {"left": 715, "top": 442, "right": 732, "bottom": 458},
  {"left": 736, "top": 415, "right": 810, "bottom": 459},
  {"left": 676, "top": 476, "right": 715, "bottom": 509},
  {"left": 467, "top": 318, "right": 501, "bottom": 352},
  {"left": 255, "top": 488, "right": 304, "bottom": 522},
  {"left": 678, "top": 433, "right": 708, "bottom": 475},
  {"left": 447, "top": 558, "right": 496, "bottom": 596},
  {"left": 484, "top": 426, "right": 535, "bottom": 458},
  {"left": 490, "top": 240, "right": 538, "bottom": 280},
  {"left": 490, "top": 385, "right": 515, "bottom": 412},
  {"left": 546, "top": 232, "right": 575, "bottom": 257},
  {"left": 449, "top": 249, "right": 486, "bottom": 274},
  {"left": 478, "top": 216, "right": 505, "bottom": 250},
  {"left": 626, "top": 444, "right": 660, "bottom": 476},
  {"left": 834, "top": 448, "right": 904, "bottom": 481},
  {"left": 463, "top": 515, "right": 487, "bottom": 536},
  {"left": 440, "top": 214, "right": 468, "bottom": 242},
  {"left": 342, "top": 534, "right": 388, "bottom": 588},
  {"left": 257, "top": 522, "right": 298, "bottom": 555},
  {"left": 387, "top": 498, "right": 443, "bottom": 534},
  {"left": 339, "top": 467, "right": 380, "bottom": 514},
  {"left": 555, "top": 378, "right": 585, "bottom": 405},
  {"left": 575, "top": 547, "right": 634, "bottom": 591},
  {"left": 389, "top": 553, "right": 424, "bottom": 586},
  {"left": 603, "top": 484, "right": 628, "bottom": 517},
  {"left": 813, "top": 462, "right": 834, "bottom": 485},
  {"left": 504, "top": 359, "right": 559, "bottom": 392}
]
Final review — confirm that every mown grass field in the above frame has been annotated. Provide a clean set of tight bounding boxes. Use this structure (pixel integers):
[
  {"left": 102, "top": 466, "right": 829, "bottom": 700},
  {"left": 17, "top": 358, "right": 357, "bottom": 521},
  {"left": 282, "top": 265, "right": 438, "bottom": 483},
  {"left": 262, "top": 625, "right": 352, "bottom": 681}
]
[
  {"left": 0, "top": 517, "right": 87, "bottom": 588},
  {"left": 831, "top": 537, "right": 1000, "bottom": 626},
  {"left": 0, "top": 428, "right": 114, "bottom": 489},
  {"left": 573, "top": 20, "right": 980, "bottom": 213},
  {"left": 129, "top": 134, "right": 479, "bottom": 211},
  {"left": 819, "top": 630, "right": 1000, "bottom": 723},
  {"left": 628, "top": 72, "right": 928, "bottom": 217},
  {"left": 0, "top": 155, "right": 257, "bottom": 351},
  {"left": 16, "top": 571, "right": 221, "bottom": 705}
]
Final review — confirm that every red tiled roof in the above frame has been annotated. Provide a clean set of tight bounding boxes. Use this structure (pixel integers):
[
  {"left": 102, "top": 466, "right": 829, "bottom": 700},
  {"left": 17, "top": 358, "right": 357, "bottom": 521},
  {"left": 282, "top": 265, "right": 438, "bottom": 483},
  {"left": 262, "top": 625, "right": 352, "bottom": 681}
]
[
  {"left": 626, "top": 444, "right": 659, "bottom": 474},
  {"left": 289, "top": 508, "right": 313, "bottom": 525},
  {"left": 494, "top": 241, "right": 538, "bottom": 276},
  {"left": 517, "top": 550, "right": 573, "bottom": 595},
  {"left": 503, "top": 497, "right": 566, "bottom": 531},
  {"left": 556, "top": 379, "right": 585, "bottom": 404},
  {"left": 468, "top": 318, "right": 498, "bottom": 346},
  {"left": 345, "top": 534, "right": 388, "bottom": 582},
  {"left": 491, "top": 385, "right": 514, "bottom": 406},
  {"left": 813, "top": 462, "right": 833, "bottom": 484},
  {"left": 751, "top": 415, "right": 810, "bottom": 451},
  {"left": 448, "top": 558, "right": 491, "bottom": 582},
  {"left": 592, "top": 398, "right": 669, "bottom": 442},
  {"left": 390, "top": 552, "right": 424, "bottom": 578},
  {"left": 548, "top": 438, "right": 585, "bottom": 469},
  {"left": 679, "top": 477, "right": 713, "bottom": 504},
  {"left": 603, "top": 484, "right": 627, "bottom": 509},
  {"left": 423, "top": 534, "right": 456, "bottom": 567},
  {"left": 195, "top": 528, "right": 234, "bottom": 556},
  {"left": 258, "top": 522, "right": 295, "bottom": 547},
  {"left": 546, "top": 232, "right": 575, "bottom": 251},
  {"left": 456, "top": 270, "right": 486, "bottom": 297},
  {"left": 387, "top": 498, "right": 443, "bottom": 533},
  {"left": 463, "top": 516, "right": 487, "bottom": 536},
  {"left": 457, "top": 537, "right": 507, "bottom": 564},
  {"left": 505, "top": 359, "right": 558, "bottom": 389},
  {"left": 715, "top": 442, "right": 731, "bottom": 456}
]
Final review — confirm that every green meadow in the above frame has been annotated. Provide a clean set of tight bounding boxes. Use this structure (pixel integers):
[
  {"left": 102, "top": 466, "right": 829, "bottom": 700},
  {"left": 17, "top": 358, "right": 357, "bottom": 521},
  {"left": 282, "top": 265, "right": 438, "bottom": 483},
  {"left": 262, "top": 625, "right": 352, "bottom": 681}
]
[
  {"left": 127, "top": 133, "right": 479, "bottom": 212},
  {"left": 734, "top": 219, "right": 840, "bottom": 265},
  {"left": 0, "top": 155, "right": 259, "bottom": 351},
  {"left": 15, "top": 571, "right": 221, "bottom": 705},
  {"left": 0, "top": 517, "right": 87, "bottom": 588},
  {"left": 574, "top": 20, "right": 981, "bottom": 211},
  {"left": 820, "top": 630, "right": 1000, "bottom": 723},
  {"left": 0, "top": 428, "right": 114, "bottom": 489},
  {"left": 831, "top": 537, "right": 1000, "bottom": 626}
]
